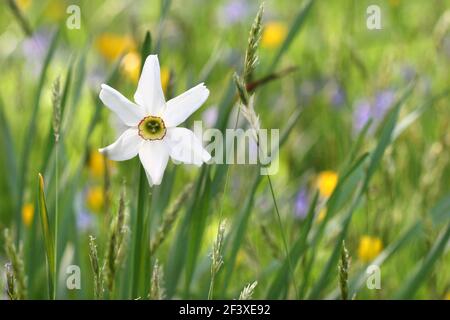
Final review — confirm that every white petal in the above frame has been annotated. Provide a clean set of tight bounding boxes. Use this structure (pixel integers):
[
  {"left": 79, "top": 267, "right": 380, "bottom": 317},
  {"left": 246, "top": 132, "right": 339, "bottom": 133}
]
[
  {"left": 99, "top": 128, "right": 142, "bottom": 161},
  {"left": 134, "top": 55, "right": 166, "bottom": 115},
  {"left": 162, "top": 83, "right": 209, "bottom": 127},
  {"left": 99, "top": 84, "right": 145, "bottom": 126},
  {"left": 166, "top": 127, "right": 211, "bottom": 166},
  {"left": 138, "top": 140, "right": 169, "bottom": 186}
]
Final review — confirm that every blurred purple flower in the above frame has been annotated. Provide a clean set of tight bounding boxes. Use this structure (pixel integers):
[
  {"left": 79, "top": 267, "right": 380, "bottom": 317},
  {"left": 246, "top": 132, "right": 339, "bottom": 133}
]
[
  {"left": 219, "top": 0, "right": 250, "bottom": 25},
  {"left": 330, "top": 83, "right": 346, "bottom": 108},
  {"left": 294, "top": 187, "right": 309, "bottom": 220},
  {"left": 77, "top": 210, "right": 93, "bottom": 231},
  {"left": 74, "top": 190, "right": 94, "bottom": 232},
  {"left": 353, "top": 89, "right": 396, "bottom": 135},
  {"left": 353, "top": 99, "right": 372, "bottom": 134},
  {"left": 21, "top": 30, "right": 52, "bottom": 76},
  {"left": 373, "top": 90, "right": 395, "bottom": 120}
]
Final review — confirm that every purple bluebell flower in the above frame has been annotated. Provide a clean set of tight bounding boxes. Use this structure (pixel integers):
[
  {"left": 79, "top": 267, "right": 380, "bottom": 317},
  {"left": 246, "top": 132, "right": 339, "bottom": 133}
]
[
  {"left": 353, "top": 99, "right": 372, "bottom": 134},
  {"left": 21, "top": 30, "right": 52, "bottom": 76},
  {"left": 373, "top": 90, "right": 395, "bottom": 120},
  {"left": 330, "top": 83, "right": 346, "bottom": 108},
  {"left": 294, "top": 187, "right": 309, "bottom": 220},
  {"left": 353, "top": 89, "right": 396, "bottom": 135},
  {"left": 74, "top": 190, "right": 94, "bottom": 232},
  {"left": 219, "top": 0, "right": 250, "bottom": 25}
]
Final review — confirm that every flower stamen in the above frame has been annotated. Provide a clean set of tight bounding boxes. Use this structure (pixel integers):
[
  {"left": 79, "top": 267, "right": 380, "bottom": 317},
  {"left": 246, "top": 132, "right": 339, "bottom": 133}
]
[{"left": 138, "top": 116, "right": 167, "bottom": 140}]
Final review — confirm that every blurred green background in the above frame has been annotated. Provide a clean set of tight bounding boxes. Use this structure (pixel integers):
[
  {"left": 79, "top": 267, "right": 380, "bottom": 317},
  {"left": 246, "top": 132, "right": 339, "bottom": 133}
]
[{"left": 0, "top": 0, "right": 449, "bottom": 300}]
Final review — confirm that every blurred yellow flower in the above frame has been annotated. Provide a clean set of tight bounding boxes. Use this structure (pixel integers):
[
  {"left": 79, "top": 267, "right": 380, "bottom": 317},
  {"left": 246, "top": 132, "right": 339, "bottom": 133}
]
[
  {"left": 121, "top": 51, "right": 141, "bottom": 83},
  {"left": 86, "top": 186, "right": 104, "bottom": 213},
  {"left": 160, "top": 66, "right": 170, "bottom": 94},
  {"left": 316, "top": 171, "right": 338, "bottom": 198},
  {"left": 17, "top": 0, "right": 32, "bottom": 10},
  {"left": 445, "top": 292, "right": 450, "bottom": 300},
  {"left": 96, "top": 34, "right": 135, "bottom": 62},
  {"left": 121, "top": 53, "right": 170, "bottom": 92},
  {"left": 44, "top": 0, "right": 64, "bottom": 22},
  {"left": 389, "top": 0, "right": 400, "bottom": 7},
  {"left": 262, "top": 22, "right": 287, "bottom": 49},
  {"left": 316, "top": 208, "right": 327, "bottom": 223},
  {"left": 358, "top": 236, "right": 383, "bottom": 262},
  {"left": 88, "top": 150, "right": 110, "bottom": 178},
  {"left": 22, "top": 203, "right": 34, "bottom": 227}
]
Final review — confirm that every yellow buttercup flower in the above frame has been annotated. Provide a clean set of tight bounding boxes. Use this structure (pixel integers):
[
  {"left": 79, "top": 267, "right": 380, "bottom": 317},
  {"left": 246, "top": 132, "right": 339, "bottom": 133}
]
[
  {"left": 86, "top": 186, "right": 104, "bottom": 213},
  {"left": 22, "top": 203, "right": 34, "bottom": 227},
  {"left": 96, "top": 33, "right": 135, "bottom": 62},
  {"left": 262, "top": 22, "right": 287, "bottom": 49},
  {"left": 445, "top": 293, "right": 450, "bottom": 300},
  {"left": 88, "top": 150, "right": 108, "bottom": 178},
  {"left": 358, "top": 236, "right": 383, "bottom": 262},
  {"left": 121, "top": 51, "right": 141, "bottom": 83},
  {"left": 44, "top": 0, "right": 64, "bottom": 22},
  {"left": 389, "top": 0, "right": 400, "bottom": 7},
  {"left": 17, "top": 0, "right": 32, "bottom": 10},
  {"left": 316, "top": 171, "right": 338, "bottom": 198},
  {"left": 160, "top": 66, "right": 170, "bottom": 94}
]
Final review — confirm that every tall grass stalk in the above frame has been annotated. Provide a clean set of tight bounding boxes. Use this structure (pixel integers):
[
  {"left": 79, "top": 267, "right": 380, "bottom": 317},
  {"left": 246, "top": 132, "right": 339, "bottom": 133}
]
[
  {"left": 229, "top": 3, "right": 300, "bottom": 298},
  {"left": 338, "top": 241, "right": 350, "bottom": 300},
  {"left": 149, "top": 259, "right": 165, "bottom": 300},
  {"left": 239, "top": 281, "right": 258, "bottom": 300},
  {"left": 51, "top": 76, "right": 61, "bottom": 299},
  {"left": 149, "top": 183, "right": 192, "bottom": 255},
  {"left": 208, "top": 220, "right": 226, "bottom": 299},
  {"left": 105, "top": 186, "right": 127, "bottom": 295},
  {"left": 5, "top": 263, "right": 16, "bottom": 300},
  {"left": 3, "top": 229, "right": 27, "bottom": 299},
  {"left": 88, "top": 235, "right": 103, "bottom": 299}
]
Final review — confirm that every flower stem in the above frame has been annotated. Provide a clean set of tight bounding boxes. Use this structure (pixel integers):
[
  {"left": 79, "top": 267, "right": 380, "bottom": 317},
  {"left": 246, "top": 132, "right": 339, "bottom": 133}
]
[
  {"left": 131, "top": 164, "right": 148, "bottom": 298},
  {"left": 53, "top": 140, "right": 59, "bottom": 299},
  {"left": 267, "top": 174, "right": 299, "bottom": 299}
]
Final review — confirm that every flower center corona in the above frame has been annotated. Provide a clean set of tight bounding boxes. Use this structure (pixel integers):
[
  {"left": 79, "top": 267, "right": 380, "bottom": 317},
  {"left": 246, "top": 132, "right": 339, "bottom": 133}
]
[{"left": 138, "top": 116, "right": 166, "bottom": 140}]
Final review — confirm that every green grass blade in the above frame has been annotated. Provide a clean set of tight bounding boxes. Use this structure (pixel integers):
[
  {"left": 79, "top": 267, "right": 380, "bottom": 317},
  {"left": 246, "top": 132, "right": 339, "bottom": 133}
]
[
  {"left": 430, "top": 193, "right": 450, "bottom": 227},
  {"left": 37, "top": 173, "right": 55, "bottom": 300},
  {"left": 365, "top": 84, "right": 414, "bottom": 183},
  {"left": 184, "top": 170, "right": 212, "bottom": 296},
  {"left": 165, "top": 168, "right": 207, "bottom": 297},
  {"left": 268, "top": 0, "right": 314, "bottom": 72},
  {"left": 16, "top": 29, "right": 60, "bottom": 240},
  {"left": 0, "top": 95, "right": 18, "bottom": 216},
  {"left": 221, "top": 172, "right": 262, "bottom": 293},
  {"left": 394, "top": 223, "right": 450, "bottom": 299},
  {"left": 266, "top": 192, "right": 318, "bottom": 299}
]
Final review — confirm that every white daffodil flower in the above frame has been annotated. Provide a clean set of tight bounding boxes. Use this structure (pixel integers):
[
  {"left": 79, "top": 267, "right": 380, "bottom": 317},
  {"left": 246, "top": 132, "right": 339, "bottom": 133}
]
[{"left": 98, "top": 55, "right": 211, "bottom": 186}]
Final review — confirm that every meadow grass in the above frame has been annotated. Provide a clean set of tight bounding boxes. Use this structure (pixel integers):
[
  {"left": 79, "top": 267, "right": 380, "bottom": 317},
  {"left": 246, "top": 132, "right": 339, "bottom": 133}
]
[{"left": 0, "top": 0, "right": 449, "bottom": 300}]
